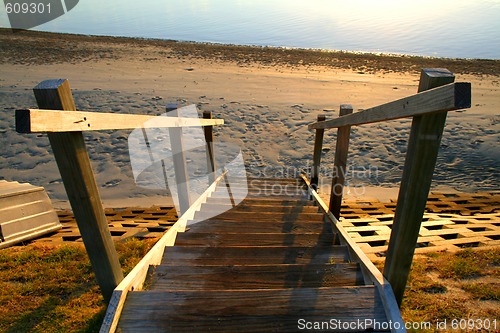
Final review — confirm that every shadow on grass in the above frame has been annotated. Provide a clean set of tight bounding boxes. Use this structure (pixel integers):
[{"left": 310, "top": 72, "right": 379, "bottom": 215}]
[
  {"left": 4, "top": 285, "right": 106, "bottom": 333},
  {"left": 76, "top": 309, "right": 107, "bottom": 333}
]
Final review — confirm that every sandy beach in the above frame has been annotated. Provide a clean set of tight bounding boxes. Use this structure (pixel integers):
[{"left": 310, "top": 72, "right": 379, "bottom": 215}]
[{"left": 0, "top": 29, "right": 499, "bottom": 208}]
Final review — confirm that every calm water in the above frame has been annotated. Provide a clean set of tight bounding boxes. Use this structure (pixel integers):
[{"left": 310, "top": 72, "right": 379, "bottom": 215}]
[{"left": 1, "top": 0, "right": 500, "bottom": 59}]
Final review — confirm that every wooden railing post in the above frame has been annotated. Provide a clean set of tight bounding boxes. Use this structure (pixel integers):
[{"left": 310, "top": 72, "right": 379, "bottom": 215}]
[
  {"left": 310, "top": 114, "right": 326, "bottom": 189},
  {"left": 167, "top": 103, "right": 191, "bottom": 215},
  {"left": 384, "top": 68, "right": 455, "bottom": 306},
  {"left": 203, "top": 111, "right": 216, "bottom": 183},
  {"left": 329, "top": 104, "right": 353, "bottom": 220},
  {"left": 33, "top": 79, "right": 123, "bottom": 303}
]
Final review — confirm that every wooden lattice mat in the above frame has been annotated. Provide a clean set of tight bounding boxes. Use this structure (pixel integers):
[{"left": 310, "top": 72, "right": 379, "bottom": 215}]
[
  {"left": 340, "top": 191, "right": 499, "bottom": 261},
  {"left": 29, "top": 192, "right": 499, "bottom": 254},
  {"left": 30, "top": 206, "right": 178, "bottom": 246}
]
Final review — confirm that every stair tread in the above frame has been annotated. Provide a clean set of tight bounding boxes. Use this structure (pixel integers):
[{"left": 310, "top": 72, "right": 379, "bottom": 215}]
[
  {"left": 148, "top": 263, "right": 364, "bottom": 290},
  {"left": 161, "top": 246, "right": 350, "bottom": 265},
  {"left": 175, "top": 232, "right": 338, "bottom": 247},
  {"left": 117, "top": 286, "right": 389, "bottom": 332},
  {"left": 206, "top": 197, "right": 313, "bottom": 206},
  {"left": 186, "top": 220, "right": 333, "bottom": 234},
  {"left": 196, "top": 211, "right": 324, "bottom": 221},
  {"left": 201, "top": 203, "right": 319, "bottom": 213},
  {"left": 211, "top": 193, "right": 308, "bottom": 200}
]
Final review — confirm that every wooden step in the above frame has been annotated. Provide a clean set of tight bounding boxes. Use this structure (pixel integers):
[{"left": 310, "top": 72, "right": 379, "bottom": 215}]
[
  {"left": 206, "top": 197, "right": 312, "bottom": 207},
  {"left": 160, "top": 246, "right": 350, "bottom": 266},
  {"left": 149, "top": 263, "right": 365, "bottom": 290},
  {"left": 175, "top": 232, "right": 339, "bottom": 247},
  {"left": 186, "top": 220, "right": 333, "bottom": 234},
  {"left": 216, "top": 185, "right": 307, "bottom": 192},
  {"left": 216, "top": 180, "right": 306, "bottom": 187},
  {"left": 200, "top": 203, "right": 319, "bottom": 213},
  {"left": 244, "top": 177, "right": 306, "bottom": 184},
  {"left": 195, "top": 211, "right": 324, "bottom": 222},
  {"left": 117, "top": 286, "right": 389, "bottom": 332},
  {"left": 210, "top": 191, "right": 308, "bottom": 200}
]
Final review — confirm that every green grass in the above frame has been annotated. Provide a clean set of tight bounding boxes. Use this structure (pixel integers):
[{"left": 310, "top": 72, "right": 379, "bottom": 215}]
[
  {"left": 1, "top": 241, "right": 498, "bottom": 332},
  {"left": 401, "top": 248, "right": 500, "bottom": 333},
  {"left": 0, "top": 238, "right": 156, "bottom": 333}
]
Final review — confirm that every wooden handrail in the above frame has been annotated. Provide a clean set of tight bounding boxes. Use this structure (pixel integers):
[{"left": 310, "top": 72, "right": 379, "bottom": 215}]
[
  {"left": 15, "top": 108, "right": 224, "bottom": 133},
  {"left": 301, "top": 174, "right": 406, "bottom": 333},
  {"left": 307, "top": 68, "right": 473, "bottom": 309},
  {"left": 18, "top": 79, "right": 225, "bottom": 305},
  {"left": 308, "top": 82, "right": 470, "bottom": 130}
]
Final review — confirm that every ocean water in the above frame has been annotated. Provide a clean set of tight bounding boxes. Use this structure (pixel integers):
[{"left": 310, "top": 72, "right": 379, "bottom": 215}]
[{"left": 1, "top": 0, "right": 499, "bottom": 59}]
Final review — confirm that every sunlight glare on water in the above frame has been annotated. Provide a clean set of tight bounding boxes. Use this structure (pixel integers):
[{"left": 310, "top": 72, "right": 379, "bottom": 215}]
[{"left": 0, "top": 0, "right": 499, "bottom": 59}]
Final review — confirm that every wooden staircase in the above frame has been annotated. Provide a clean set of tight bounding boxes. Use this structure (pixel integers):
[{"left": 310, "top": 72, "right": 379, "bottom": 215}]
[{"left": 115, "top": 178, "right": 399, "bottom": 332}]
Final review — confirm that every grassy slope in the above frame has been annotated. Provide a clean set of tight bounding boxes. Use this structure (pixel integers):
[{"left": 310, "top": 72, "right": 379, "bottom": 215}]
[
  {"left": 400, "top": 248, "right": 500, "bottom": 332},
  {"left": 0, "top": 239, "right": 156, "bottom": 333}
]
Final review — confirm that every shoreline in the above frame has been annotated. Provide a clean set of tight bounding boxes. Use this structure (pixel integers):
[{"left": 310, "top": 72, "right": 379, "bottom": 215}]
[{"left": 1, "top": 28, "right": 499, "bottom": 75}]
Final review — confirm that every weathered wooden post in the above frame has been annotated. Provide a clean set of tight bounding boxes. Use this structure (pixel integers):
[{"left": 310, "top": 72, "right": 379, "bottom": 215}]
[
  {"left": 329, "top": 104, "right": 353, "bottom": 220},
  {"left": 310, "top": 114, "right": 326, "bottom": 190},
  {"left": 384, "top": 68, "right": 455, "bottom": 306},
  {"left": 33, "top": 79, "right": 123, "bottom": 303},
  {"left": 166, "top": 103, "right": 191, "bottom": 215},
  {"left": 203, "top": 111, "right": 216, "bottom": 183}
]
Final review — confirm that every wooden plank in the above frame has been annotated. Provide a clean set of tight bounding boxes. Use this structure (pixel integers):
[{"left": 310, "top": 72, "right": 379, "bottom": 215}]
[
  {"left": 212, "top": 187, "right": 308, "bottom": 195},
  {"left": 244, "top": 177, "right": 304, "bottom": 183},
  {"left": 0, "top": 199, "right": 54, "bottom": 223},
  {"left": 210, "top": 191, "right": 308, "bottom": 200},
  {"left": 234, "top": 183, "right": 309, "bottom": 191},
  {"left": 186, "top": 220, "right": 333, "bottom": 234},
  {"left": 308, "top": 82, "right": 471, "bottom": 129},
  {"left": 200, "top": 202, "right": 319, "bottom": 213},
  {"left": 384, "top": 68, "right": 456, "bottom": 307},
  {"left": 330, "top": 104, "right": 353, "bottom": 220},
  {"left": 175, "top": 232, "right": 337, "bottom": 247},
  {"left": 206, "top": 197, "right": 311, "bottom": 206},
  {"left": 15, "top": 108, "right": 224, "bottom": 133},
  {"left": 0, "top": 181, "right": 43, "bottom": 198},
  {"left": 195, "top": 211, "right": 324, "bottom": 222},
  {"left": 118, "top": 287, "right": 388, "bottom": 333},
  {"left": 0, "top": 211, "right": 60, "bottom": 241},
  {"left": 160, "top": 246, "right": 349, "bottom": 266},
  {"left": 0, "top": 224, "right": 62, "bottom": 249},
  {"left": 149, "top": 263, "right": 364, "bottom": 290},
  {"left": 311, "top": 114, "right": 326, "bottom": 188},
  {"left": 167, "top": 104, "right": 191, "bottom": 215},
  {"left": 301, "top": 174, "right": 405, "bottom": 333},
  {"left": 33, "top": 79, "right": 123, "bottom": 304}
]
